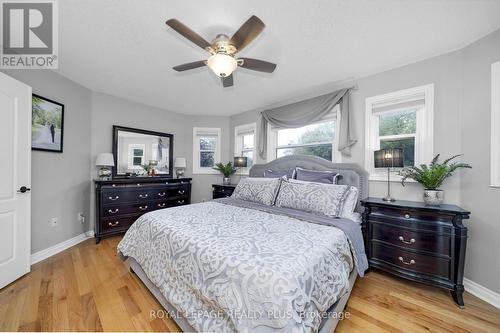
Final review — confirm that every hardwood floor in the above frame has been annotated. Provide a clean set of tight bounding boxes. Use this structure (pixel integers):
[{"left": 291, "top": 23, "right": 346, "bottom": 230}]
[{"left": 1, "top": 236, "right": 499, "bottom": 332}]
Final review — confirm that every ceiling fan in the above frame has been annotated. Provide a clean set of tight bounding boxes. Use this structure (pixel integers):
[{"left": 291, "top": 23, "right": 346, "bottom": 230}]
[{"left": 166, "top": 15, "right": 277, "bottom": 87}]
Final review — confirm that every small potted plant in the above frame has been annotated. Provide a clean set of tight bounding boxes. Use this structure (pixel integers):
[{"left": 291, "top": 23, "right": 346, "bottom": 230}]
[
  {"left": 399, "top": 154, "right": 471, "bottom": 205},
  {"left": 213, "top": 162, "right": 237, "bottom": 185}
]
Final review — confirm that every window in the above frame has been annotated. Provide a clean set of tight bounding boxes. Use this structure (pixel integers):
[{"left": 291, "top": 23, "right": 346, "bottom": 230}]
[
  {"left": 234, "top": 123, "right": 256, "bottom": 174},
  {"left": 193, "top": 127, "right": 221, "bottom": 174},
  {"left": 267, "top": 107, "right": 341, "bottom": 162},
  {"left": 127, "top": 144, "right": 145, "bottom": 170},
  {"left": 365, "top": 84, "right": 434, "bottom": 180}
]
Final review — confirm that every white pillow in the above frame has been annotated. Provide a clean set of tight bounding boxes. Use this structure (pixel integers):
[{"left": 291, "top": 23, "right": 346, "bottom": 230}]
[
  {"left": 232, "top": 177, "right": 282, "bottom": 206},
  {"left": 275, "top": 179, "right": 350, "bottom": 217}
]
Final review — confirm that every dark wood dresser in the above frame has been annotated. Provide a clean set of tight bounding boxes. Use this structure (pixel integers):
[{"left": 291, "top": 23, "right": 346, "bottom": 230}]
[
  {"left": 95, "top": 177, "right": 192, "bottom": 243},
  {"left": 361, "top": 197, "right": 470, "bottom": 306},
  {"left": 212, "top": 184, "right": 237, "bottom": 199}
]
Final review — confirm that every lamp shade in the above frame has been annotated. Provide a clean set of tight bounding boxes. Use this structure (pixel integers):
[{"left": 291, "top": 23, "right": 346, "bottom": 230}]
[
  {"left": 207, "top": 54, "right": 238, "bottom": 77},
  {"left": 174, "top": 157, "right": 186, "bottom": 168},
  {"left": 96, "top": 153, "right": 115, "bottom": 167},
  {"left": 234, "top": 156, "right": 248, "bottom": 168},
  {"left": 374, "top": 149, "right": 404, "bottom": 168}
]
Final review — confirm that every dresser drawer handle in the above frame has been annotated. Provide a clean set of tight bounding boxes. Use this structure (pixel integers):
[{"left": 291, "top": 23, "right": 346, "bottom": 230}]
[
  {"left": 112, "top": 184, "right": 116, "bottom": 187},
  {"left": 398, "top": 256, "right": 415, "bottom": 265},
  {"left": 108, "top": 221, "right": 119, "bottom": 227},
  {"left": 108, "top": 196, "right": 119, "bottom": 201},
  {"left": 139, "top": 194, "right": 148, "bottom": 198},
  {"left": 157, "top": 203, "right": 166, "bottom": 208},
  {"left": 136, "top": 183, "right": 142, "bottom": 186},
  {"left": 158, "top": 192, "right": 166, "bottom": 197},
  {"left": 178, "top": 190, "right": 185, "bottom": 194},
  {"left": 404, "top": 213, "right": 411, "bottom": 219},
  {"left": 108, "top": 208, "right": 119, "bottom": 214},
  {"left": 398, "top": 236, "right": 416, "bottom": 244},
  {"left": 177, "top": 200, "right": 185, "bottom": 204},
  {"left": 139, "top": 205, "right": 148, "bottom": 211}
]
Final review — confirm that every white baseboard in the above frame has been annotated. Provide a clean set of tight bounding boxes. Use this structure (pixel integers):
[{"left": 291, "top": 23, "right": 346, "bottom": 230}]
[
  {"left": 31, "top": 230, "right": 94, "bottom": 265},
  {"left": 464, "top": 278, "right": 500, "bottom": 309}
]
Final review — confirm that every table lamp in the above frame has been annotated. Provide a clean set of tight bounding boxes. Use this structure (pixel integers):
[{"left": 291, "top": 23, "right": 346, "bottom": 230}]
[
  {"left": 96, "top": 153, "right": 114, "bottom": 180},
  {"left": 174, "top": 157, "right": 186, "bottom": 178},
  {"left": 374, "top": 148, "right": 404, "bottom": 202}
]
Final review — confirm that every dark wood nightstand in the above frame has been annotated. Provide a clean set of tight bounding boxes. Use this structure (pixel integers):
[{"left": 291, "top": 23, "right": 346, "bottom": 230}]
[
  {"left": 361, "top": 197, "right": 470, "bottom": 307},
  {"left": 212, "top": 184, "right": 236, "bottom": 199}
]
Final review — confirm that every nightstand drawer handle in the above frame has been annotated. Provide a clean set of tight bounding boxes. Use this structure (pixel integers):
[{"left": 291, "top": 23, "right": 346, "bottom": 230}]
[
  {"left": 177, "top": 200, "right": 185, "bottom": 204},
  {"left": 404, "top": 213, "right": 411, "bottom": 219},
  {"left": 398, "top": 256, "right": 415, "bottom": 265},
  {"left": 108, "top": 221, "right": 119, "bottom": 227},
  {"left": 157, "top": 203, "right": 166, "bottom": 208},
  {"left": 158, "top": 192, "right": 166, "bottom": 197},
  {"left": 178, "top": 190, "right": 185, "bottom": 194},
  {"left": 398, "top": 236, "right": 416, "bottom": 244},
  {"left": 139, "top": 194, "right": 148, "bottom": 198},
  {"left": 108, "top": 196, "right": 119, "bottom": 201},
  {"left": 108, "top": 208, "right": 119, "bottom": 214},
  {"left": 139, "top": 205, "right": 148, "bottom": 210}
]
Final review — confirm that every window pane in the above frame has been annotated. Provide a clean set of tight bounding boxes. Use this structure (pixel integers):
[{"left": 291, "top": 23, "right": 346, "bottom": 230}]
[
  {"left": 199, "top": 137, "right": 216, "bottom": 151},
  {"left": 133, "top": 148, "right": 143, "bottom": 157},
  {"left": 200, "top": 151, "right": 214, "bottom": 167},
  {"left": 277, "top": 144, "right": 332, "bottom": 161},
  {"left": 242, "top": 134, "right": 254, "bottom": 149},
  {"left": 277, "top": 121, "right": 335, "bottom": 146},
  {"left": 133, "top": 157, "right": 142, "bottom": 166},
  {"left": 380, "top": 137, "right": 415, "bottom": 166},
  {"left": 242, "top": 150, "right": 253, "bottom": 167},
  {"left": 379, "top": 109, "right": 416, "bottom": 136}
]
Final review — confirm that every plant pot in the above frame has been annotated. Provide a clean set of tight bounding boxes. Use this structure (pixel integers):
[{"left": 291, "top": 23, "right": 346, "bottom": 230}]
[
  {"left": 423, "top": 190, "right": 444, "bottom": 205},
  {"left": 223, "top": 177, "right": 231, "bottom": 185}
]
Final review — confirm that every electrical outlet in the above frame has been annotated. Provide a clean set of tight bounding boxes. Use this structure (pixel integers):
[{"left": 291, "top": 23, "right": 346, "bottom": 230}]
[
  {"left": 77, "top": 212, "right": 85, "bottom": 224},
  {"left": 51, "top": 217, "right": 58, "bottom": 227}
]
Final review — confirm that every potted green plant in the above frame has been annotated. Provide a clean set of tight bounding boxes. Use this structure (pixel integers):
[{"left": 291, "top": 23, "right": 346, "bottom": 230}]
[
  {"left": 213, "top": 162, "right": 237, "bottom": 185},
  {"left": 399, "top": 154, "right": 471, "bottom": 205}
]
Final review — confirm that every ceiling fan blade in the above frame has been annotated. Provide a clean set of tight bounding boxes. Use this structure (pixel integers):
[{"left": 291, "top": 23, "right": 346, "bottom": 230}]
[
  {"left": 239, "top": 58, "right": 276, "bottom": 73},
  {"left": 166, "top": 19, "right": 212, "bottom": 51},
  {"left": 221, "top": 74, "right": 234, "bottom": 87},
  {"left": 229, "top": 15, "right": 265, "bottom": 53},
  {"left": 173, "top": 60, "right": 206, "bottom": 72}
]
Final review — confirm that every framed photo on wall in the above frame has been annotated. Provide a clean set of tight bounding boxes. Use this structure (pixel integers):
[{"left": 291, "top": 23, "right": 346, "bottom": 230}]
[{"left": 32, "top": 94, "right": 64, "bottom": 153}]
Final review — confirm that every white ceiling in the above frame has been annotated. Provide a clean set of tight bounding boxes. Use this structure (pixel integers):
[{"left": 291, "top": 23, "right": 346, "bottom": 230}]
[{"left": 57, "top": 0, "right": 500, "bottom": 116}]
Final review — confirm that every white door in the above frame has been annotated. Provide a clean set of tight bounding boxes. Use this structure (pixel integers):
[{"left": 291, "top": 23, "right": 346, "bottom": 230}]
[{"left": 0, "top": 73, "right": 31, "bottom": 289}]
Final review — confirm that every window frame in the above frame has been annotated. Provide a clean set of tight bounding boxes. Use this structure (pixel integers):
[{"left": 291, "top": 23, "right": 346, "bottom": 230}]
[
  {"left": 192, "top": 127, "right": 221, "bottom": 175},
  {"left": 127, "top": 144, "right": 145, "bottom": 170},
  {"left": 234, "top": 123, "right": 256, "bottom": 175},
  {"left": 365, "top": 84, "right": 434, "bottom": 181},
  {"left": 492, "top": 61, "right": 500, "bottom": 187},
  {"left": 266, "top": 107, "right": 342, "bottom": 162}
]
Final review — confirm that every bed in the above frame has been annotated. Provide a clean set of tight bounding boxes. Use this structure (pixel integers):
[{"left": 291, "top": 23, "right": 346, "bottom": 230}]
[{"left": 118, "top": 155, "right": 369, "bottom": 333}]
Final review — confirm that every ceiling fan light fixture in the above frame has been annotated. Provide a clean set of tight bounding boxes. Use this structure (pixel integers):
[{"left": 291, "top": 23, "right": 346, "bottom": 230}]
[{"left": 207, "top": 53, "right": 237, "bottom": 77}]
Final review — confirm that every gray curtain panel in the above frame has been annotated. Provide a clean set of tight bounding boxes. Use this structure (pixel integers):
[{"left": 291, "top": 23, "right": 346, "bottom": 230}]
[{"left": 258, "top": 88, "right": 357, "bottom": 158}]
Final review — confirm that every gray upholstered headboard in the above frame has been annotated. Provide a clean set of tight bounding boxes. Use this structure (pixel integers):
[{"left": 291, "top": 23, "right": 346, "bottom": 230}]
[{"left": 249, "top": 155, "right": 369, "bottom": 212}]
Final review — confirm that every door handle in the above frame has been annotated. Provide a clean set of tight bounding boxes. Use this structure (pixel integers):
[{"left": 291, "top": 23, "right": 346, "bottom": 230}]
[{"left": 17, "top": 186, "right": 31, "bottom": 193}]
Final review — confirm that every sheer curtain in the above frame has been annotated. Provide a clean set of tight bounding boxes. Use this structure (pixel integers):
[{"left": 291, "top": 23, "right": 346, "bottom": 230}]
[{"left": 258, "top": 87, "right": 357, "bottom": 158}]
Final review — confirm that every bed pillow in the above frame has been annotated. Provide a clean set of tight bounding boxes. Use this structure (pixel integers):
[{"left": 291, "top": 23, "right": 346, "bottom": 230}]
[
  {"left": 275, "top": 180, "right": 350, "bottom": 217},
  {"left": 263, "top": 169, "right": 295, "bottom": 179},
  {"left": 295, "top": 167, "right": 339, "bottom": 184},
  {"left": 231, "top": 177, "right": 282, "bottom": 206},
  {"left": 340, "top": 185, "right": 359, "bottom": 221}
]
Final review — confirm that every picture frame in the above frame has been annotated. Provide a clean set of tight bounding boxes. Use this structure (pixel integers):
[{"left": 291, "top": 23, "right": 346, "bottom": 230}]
[{"left": 31, "top": 94, "right": 64, "bottom": 153}]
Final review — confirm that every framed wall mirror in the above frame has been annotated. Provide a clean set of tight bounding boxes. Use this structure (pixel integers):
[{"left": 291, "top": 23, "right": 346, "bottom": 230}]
[{"left": 112, "top": 125, "right": 173, "bottom": 178}]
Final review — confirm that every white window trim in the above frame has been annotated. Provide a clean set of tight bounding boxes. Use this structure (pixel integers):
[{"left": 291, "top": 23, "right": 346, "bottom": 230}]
[
  {"left": 127, "top": 144, "right": 145, "bottom": 170},
  {"left": 266, "top": 108, "right": 342, "bottom": 163},
  {"left": 492, "top": 61, "right": 500, "bottom": 187},
  {"left": 365, "top": 84, "right": 434, "bottom": 181},
  {"left": 192, "top": 127, "right": 221, "bottom": 175},
  {"left": 234, "top": 123, "right": 256, "bottom": 175}
]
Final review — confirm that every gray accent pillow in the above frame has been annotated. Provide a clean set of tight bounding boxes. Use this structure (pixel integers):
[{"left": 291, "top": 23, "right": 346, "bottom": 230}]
[
  {"left": 295, "top": 167, "right": 339, "bottom": 184},
  {"left": 275, "top": 180, "right": 350, "bottom": 217},
  {"left": 232, "top": 177, "right": 282, "bottom": 206},
  {"left": 263, "top": 169, "right": 295, "bottom": 179}
]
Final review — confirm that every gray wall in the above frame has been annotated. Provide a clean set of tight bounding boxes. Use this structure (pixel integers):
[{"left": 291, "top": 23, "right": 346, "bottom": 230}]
[
  {"left": 1, "top": 69, "right": 92, "bottom": 253},
  {"left": 460, "top": 29, "right": 500, "bottom": 292}
]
